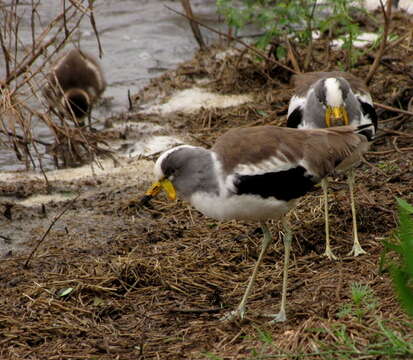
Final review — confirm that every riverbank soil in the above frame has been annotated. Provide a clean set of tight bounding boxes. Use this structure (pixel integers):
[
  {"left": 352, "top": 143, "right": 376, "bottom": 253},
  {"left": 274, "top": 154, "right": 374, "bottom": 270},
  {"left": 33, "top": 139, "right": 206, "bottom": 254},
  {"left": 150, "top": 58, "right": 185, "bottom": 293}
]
[{"left": 1, "top": 12, "right": 413, "bottom": 360}]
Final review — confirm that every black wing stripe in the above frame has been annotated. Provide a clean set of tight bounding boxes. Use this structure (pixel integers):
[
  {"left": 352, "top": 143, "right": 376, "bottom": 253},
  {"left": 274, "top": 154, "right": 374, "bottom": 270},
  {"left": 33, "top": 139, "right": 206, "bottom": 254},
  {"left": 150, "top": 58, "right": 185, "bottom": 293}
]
[
  {"left": 286, "top": 107, "right": 303, "bottom": 128},
  {"left": 234, "top": 166, "right": 317, "bottom": 201}
]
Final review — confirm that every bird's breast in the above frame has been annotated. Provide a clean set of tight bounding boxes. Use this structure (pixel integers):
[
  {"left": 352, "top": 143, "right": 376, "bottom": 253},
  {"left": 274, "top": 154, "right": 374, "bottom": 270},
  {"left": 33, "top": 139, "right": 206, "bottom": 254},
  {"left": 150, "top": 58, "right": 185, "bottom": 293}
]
[{"left": 189, "top": 191, "right": 296, "bottom": 221}]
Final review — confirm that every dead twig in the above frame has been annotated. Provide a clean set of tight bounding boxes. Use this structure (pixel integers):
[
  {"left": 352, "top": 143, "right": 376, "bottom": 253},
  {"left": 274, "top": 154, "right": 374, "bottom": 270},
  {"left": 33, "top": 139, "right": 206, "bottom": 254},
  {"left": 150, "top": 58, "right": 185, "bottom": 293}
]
[
  {"left": 24, "top": 194, "right": 80, "bottom": 268},
  {"left": 366, "top": 0, "right": 393, "bottom": 85},
  {"left": 0, "top": 129, "right": 51, "bottom": 146},
  {"left": 88, "top": 0, "right": 103, "bottom": 58},
  {"left": 169, "top": 307, "right": 222, "bottom": 314},
  {"left": 381, "top": 129, "right": 413, "bottom": 138},
  {"left": 366, "top": 147, "right": 413, "bottom": 155},
  {"left": 373, "top": 102, "right": 413, "bottom": 117},
  {"left": 180, "top": 0, "right": 206, "bottom": 50},
  {"left": 286, "top": 39, "right": 302, "bottom": 74}
]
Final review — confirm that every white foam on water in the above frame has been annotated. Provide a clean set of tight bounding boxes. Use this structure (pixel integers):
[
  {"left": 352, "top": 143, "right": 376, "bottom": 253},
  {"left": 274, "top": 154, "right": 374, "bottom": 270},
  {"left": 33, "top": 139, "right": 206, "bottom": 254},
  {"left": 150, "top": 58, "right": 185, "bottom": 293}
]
[
  {"left": 364, "top": 0, "right": 413, "bottom": 13},
  {"left": 331, "top": 32, "right": 380, "bottom": 49},
  {"left": 121, "top": 135, "right": 183, "bottom": 158},
  {"left": 142, "top": 87, "right": 252, "bottom": 115},
  {"left": 112, "top": 121, "right": 165, "bottom": 134}
]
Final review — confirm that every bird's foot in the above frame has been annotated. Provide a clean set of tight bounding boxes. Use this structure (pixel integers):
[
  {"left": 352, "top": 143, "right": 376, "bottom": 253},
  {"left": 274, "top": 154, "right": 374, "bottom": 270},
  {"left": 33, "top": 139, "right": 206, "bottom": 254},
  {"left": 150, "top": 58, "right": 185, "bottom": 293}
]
[
  {"left": 323, "top": 247, "right": 338, "bottom": 260},
  {"left": 348, "top": 242, "right": 367, "bottom": 257},
  {"left": 264, "top": 310, "right": 287, "bottom": 323},
  {"left": 220, "top": 306, "right": 246, "bottom": 322}
]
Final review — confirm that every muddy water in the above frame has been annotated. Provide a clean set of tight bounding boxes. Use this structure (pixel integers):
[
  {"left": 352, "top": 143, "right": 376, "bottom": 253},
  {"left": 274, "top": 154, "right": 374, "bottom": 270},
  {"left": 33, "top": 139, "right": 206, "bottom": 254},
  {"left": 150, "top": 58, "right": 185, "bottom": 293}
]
[{"left": 0, "top": 0, "right": 220, "bottom": 171}]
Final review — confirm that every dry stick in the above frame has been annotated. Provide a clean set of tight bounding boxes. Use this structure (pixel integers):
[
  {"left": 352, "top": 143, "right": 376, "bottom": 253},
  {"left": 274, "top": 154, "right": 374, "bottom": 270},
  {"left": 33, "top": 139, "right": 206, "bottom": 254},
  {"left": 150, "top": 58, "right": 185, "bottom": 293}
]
[
  {"left": 88, "top": 0, "right": 103, "bottom": 58},
  {"left": 30, "top": 0, "right": 36, "bottom": 54},
  {"left": 382, "top": 128, "right": 413, "bottom": 137},
  {"left": 24, "top": 194, "right": 80, "bottom": 268},
  {"left": 0, "top": 26, "right": 11, "bottom": 78},
  {"left": 127, "top": 89, "right": 133, "bottom": 111},
  {"left": 286, "top": 39, "right": 301, "bottom": 73},
  {"left": 14, "top": 9, "right": 86, "bottom": 92},
  {"left": 0, "top": 129, "right": 50, "bottom": 146},
  {"left": 180, "top": 0, "right": 206, "bottom": 50},
  {"left": 164, "top": 5, "right": 298, "bottom": 75},
  {"left": 367, "top": 147, "right": 413, "bottom": 155},
  {"left": 374, "top": 102, "right": 413, "bottom": 117},
  {"left": 302, "top": 0, "right": 318, "bottom": 71},
  {"left": 365, "top": 0, "right": 392, "bottom": 85},
  {"left": 169, "top": 307, "right": 222, "bottom": 314},
  {"left": 63, "top": 0, "right": 69, "bottom": 37},
  {"left": 4, "top": 2, "right": 78, "bottom": 86},
  {"left": 12, "top": 1, "right": 20, "bottom": 82},
  {"left": 25, "top": 78, "right": 53, "bottom": 188}
]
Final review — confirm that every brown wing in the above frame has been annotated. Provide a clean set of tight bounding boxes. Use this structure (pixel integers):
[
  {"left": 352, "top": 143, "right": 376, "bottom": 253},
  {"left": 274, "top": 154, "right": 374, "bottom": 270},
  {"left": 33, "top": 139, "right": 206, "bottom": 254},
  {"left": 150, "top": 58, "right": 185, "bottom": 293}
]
[
  {"left": 212, "top": 125, "right": 368, "bottom": 179},
  {"left": 49, "top": 49, "right": 106, "bottom": 96}
]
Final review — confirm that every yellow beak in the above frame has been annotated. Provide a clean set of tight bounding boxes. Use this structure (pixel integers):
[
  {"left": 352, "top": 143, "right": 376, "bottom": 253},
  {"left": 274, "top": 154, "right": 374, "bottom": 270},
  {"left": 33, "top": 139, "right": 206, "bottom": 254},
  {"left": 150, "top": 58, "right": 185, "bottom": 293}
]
[
  {"left": 325, "top": 106, "right": 349, "bottom": 127},
  {"left": 145, "top": 178, "right": 177, "bottom": 201}
]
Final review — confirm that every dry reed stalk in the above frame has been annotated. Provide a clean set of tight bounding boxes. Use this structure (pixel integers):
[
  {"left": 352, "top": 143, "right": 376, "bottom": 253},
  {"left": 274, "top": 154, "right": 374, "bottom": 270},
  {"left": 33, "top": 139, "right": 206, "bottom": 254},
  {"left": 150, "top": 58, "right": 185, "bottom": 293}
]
[
  {"left": 180, "top": 0, "right": 206, "bottom": 50},
  {"left": 366, "top": 0, "right": 393, "bottom": 84}
]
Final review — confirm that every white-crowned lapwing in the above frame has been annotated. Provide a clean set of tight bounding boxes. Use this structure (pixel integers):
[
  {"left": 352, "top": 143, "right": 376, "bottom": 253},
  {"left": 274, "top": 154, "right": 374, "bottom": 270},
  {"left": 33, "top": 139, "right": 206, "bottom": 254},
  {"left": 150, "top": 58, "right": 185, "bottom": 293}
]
[
  {"left": 144, "top": 124, "right": 373, "bottom": 321},
  {"left": 287, "top": 71, "right": 377, "bottom": 259}
]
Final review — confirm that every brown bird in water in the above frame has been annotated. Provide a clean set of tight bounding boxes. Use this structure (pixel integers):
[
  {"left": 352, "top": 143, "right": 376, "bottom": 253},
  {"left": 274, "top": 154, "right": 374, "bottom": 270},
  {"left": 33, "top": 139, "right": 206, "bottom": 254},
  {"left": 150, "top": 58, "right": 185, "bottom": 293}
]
[{"left": 44, "top": 48, "right": 106, "bottom": 126}]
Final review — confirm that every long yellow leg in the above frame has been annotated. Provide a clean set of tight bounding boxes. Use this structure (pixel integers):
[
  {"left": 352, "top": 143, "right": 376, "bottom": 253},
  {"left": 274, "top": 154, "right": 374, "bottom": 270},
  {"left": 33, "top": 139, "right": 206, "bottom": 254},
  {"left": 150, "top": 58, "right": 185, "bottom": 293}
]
[
  {"left": 321, "top": 178, "right": 337, "bottom": 260},
  {"left": 347, "top": 169, "right": 367, "bottom": 256},
  {"left": 221, "top": 221, "right": 273, "bottom": 321}
]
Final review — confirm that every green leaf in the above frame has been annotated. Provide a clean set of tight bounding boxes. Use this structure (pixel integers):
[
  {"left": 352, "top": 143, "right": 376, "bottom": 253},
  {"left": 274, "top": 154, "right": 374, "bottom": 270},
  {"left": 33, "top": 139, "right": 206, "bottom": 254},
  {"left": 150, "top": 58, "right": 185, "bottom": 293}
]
[
  {"left": 57, "top": 287, "right": 74, "bottom": 297},
  {"left": 276, "top": 46, "right": 287, "bottom": 60},
  {"left": 256, "top": 327, "right": 273, "bottom": 344},
  {"left": 392, "top": 268, "right": 413, "bottom": 317},
  {"left": 397, "top": 198, "right": 413, "bottom": 214}
]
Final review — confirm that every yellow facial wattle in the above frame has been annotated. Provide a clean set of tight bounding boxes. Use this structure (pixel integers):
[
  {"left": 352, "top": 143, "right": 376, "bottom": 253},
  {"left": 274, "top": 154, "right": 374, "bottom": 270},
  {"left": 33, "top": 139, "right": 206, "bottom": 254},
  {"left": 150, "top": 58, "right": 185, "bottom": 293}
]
[{"left": 325, "top": 106, "right": 349, "bottom": 127}]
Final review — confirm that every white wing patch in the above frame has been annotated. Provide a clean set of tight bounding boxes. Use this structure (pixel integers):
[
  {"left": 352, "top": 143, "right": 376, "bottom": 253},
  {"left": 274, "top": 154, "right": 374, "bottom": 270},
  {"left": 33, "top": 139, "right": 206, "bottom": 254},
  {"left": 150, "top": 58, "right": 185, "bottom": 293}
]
[
  {"left": 232, "top": 156, "right": 296, "bottom": 177},
  {"left": 355, "top": 92, "right": 373, "bottom": 106},
  {"left": 288, "top": 95, "right": 307, "bottom": 117}
]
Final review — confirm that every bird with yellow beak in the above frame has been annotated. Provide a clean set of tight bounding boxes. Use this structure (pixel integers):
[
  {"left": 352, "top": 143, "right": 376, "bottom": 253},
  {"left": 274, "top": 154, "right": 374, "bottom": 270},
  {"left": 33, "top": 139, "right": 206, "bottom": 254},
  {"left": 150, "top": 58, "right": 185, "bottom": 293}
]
[
  {"left": 142, "top": 125, "right": 373, "bottom": 322},
  {"left": 286, "top": 71, "right": 377, "bottom": 260},
  {"left": 145, "top": 178, "right": 176, "bottom": 201}
]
